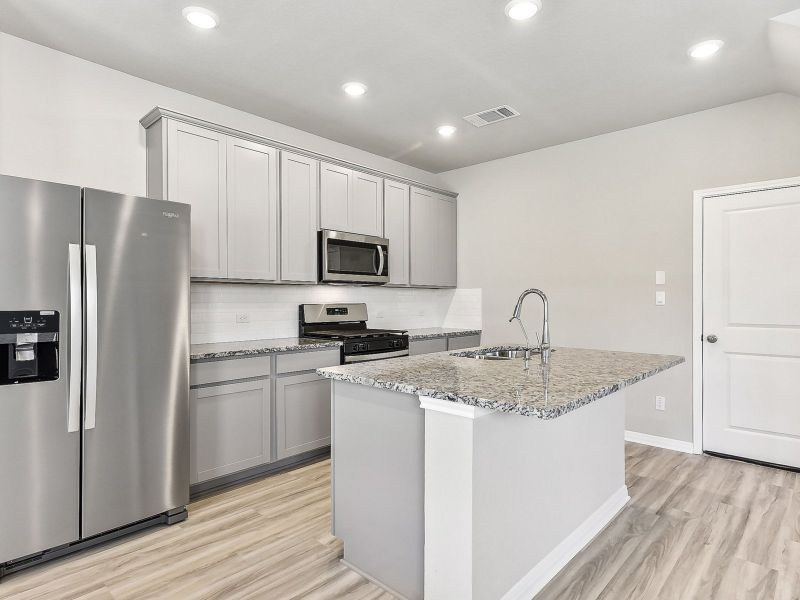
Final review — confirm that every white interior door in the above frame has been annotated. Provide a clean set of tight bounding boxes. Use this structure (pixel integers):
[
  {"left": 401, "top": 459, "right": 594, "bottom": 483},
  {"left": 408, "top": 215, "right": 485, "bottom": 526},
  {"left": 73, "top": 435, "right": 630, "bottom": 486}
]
[{"left": 703, "top": 183, "right": 800, "bottom": 468}]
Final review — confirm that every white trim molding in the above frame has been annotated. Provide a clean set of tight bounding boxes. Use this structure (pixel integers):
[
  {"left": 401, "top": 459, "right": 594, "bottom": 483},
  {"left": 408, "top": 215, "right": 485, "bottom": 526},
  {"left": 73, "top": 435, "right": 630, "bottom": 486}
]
[
  {"left": 692, "top": 176, "right": 800, "bottom": 456},
  {"left": 418, "top": 396, "right": 494, "bottom": 419},
  {"left": 625, "top": 430, "right": 695, "bottom": 454},
  {"left": 500, "top": 485, "right": 630, "bottom": 600}
]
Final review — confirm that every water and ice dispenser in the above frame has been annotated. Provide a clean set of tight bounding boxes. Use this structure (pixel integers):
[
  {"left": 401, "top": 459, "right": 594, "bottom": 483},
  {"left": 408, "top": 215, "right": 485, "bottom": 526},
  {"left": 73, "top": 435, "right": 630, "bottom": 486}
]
[{"left": 0, "top": 311, "right": 60, "bottom": 385}]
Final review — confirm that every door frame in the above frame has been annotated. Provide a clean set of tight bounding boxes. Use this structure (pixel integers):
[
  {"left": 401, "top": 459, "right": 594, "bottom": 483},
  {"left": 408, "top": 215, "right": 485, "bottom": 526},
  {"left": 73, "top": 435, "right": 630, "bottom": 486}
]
[{"left": 692, "top": 175, "right": 800, "bottom": 455}]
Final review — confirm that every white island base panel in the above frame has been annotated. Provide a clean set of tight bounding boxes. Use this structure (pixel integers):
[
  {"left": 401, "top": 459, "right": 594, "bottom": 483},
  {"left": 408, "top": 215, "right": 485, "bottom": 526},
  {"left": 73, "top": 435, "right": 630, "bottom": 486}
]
[{"left": 331, "top": 381, "right": 629, "bottom": 600}]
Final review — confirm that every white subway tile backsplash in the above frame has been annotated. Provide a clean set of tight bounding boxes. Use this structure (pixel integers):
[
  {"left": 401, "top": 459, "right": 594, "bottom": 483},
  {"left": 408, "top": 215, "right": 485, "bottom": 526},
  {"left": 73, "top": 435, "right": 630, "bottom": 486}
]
[{"left": 190, "top": 284, "right": 482, "bottom": 344}]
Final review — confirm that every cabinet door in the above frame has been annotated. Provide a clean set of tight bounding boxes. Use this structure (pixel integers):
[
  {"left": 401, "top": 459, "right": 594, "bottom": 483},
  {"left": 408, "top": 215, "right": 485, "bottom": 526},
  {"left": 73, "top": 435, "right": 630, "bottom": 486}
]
[
  {"left": 384, "top": 180, "right": 410, "bottom": 286},
  {"left": 189, "top": 380, "right": 271, "bottom": 484},
  {"left": 350, "top": 171, "right": 384, "bottom": 236},
  {"left": 410, "top": 187, "right": 436, "bottom": 286},
  {"left": 226, "top": 138, "right": 278, "bottom": 280},
  {"left": 409, "top": 337, "right": 448, "bottom": 355},
  {"left": 275, "top": 373, "right": 332, "bottom": 460},
  {"left": 436, "top": 195, "right": 457, "bottom": 287},
  {"left": 281, "top": 152, "right": 319, "bottom": 282},
  {"left": 167, "top": 120, "right": 227, "bottom": 278},
  {"left": 447, "top": 334, "right": 481, "bottom": 351},
  {"left": 320, "top": 162, "right": 352, "bottom": 232}
]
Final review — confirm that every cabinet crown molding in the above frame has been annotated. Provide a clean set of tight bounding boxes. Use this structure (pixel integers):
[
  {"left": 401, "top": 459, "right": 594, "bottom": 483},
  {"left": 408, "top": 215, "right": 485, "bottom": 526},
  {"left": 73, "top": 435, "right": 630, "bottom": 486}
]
[{"left": 140, "top": 107, "right": 458, "bottom": 199}]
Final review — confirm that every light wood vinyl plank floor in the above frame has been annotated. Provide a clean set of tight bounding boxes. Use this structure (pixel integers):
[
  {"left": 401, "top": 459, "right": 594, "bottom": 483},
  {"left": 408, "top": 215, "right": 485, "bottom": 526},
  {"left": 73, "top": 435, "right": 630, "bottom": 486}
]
[{"left": 1, "top": 443, "right": 799, "bottom": 599}]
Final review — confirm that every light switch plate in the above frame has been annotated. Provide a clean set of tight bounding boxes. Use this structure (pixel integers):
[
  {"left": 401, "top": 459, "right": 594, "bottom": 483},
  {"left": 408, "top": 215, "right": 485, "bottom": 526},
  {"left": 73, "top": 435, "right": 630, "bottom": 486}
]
[
  {"left": 655, "top": 291, "right": 666, "bottom": 306},
  {"left": 655, "top": 395, "right": 666, "bottom": 411},
  {"left": 655, "top": 270, "right": 666, "bottom": 285}
]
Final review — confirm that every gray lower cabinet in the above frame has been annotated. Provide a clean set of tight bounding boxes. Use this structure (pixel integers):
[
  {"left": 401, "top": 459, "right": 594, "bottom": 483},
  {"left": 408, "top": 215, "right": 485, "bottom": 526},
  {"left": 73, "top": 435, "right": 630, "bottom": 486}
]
[
  {"left": 409, "top": 337, "right": 448, "bottom": 355},
  {"left": 447, "top": 334, "right": 481, "bottom": 351},
  {"left": 410, "top": 334, "right": 481, "bottom": 355},
  {"left": 275, "top": 373, "right": 332, "bottom": 460},
  {"left": 189, "top": 379, "right": 271, "bottom": 484}
]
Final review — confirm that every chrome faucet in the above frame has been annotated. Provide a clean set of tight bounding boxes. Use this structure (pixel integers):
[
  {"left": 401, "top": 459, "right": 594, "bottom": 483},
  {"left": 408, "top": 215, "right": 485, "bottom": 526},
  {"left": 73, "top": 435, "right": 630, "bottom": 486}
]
[{"left": 509, "top": 289, "right": 551, "bottom": 362}]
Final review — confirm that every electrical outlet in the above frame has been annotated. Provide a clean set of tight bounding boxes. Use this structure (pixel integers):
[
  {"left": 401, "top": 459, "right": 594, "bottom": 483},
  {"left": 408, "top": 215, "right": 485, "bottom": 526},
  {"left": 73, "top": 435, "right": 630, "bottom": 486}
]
[
  {"left": 655, "top": 395, "right": 666, "bottom": 411},
  {"left": 236, "top": 313, "right": 250, "bottom": 324},
  {"left": 655, "top": 291, "right": 666, "bottom": 306}
]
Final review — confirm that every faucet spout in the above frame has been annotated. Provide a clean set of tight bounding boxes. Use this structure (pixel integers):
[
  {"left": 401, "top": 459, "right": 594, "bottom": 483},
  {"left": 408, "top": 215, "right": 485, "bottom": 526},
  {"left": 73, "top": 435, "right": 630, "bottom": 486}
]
[{"left": 509, "top": 288, "right": 551, "bottom": 361}]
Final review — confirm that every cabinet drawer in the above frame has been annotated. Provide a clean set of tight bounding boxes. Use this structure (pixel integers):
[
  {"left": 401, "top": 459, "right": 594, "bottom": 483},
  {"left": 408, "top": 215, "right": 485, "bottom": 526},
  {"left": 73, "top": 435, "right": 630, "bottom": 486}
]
[
  {"left": 190, "top": 356, "right": 271, "bottom": 387},
  {"left": 276, "top": 349, "right": 341, "bottom": 374},
  {"left": 190, "top": 380, "right": 271, "bottom": 484},
  {"left": 409, "top": 338, "right": 447, "bottom": 355},
  {"left": 447, "top": 334, "right": 481, "bottom": 351}
]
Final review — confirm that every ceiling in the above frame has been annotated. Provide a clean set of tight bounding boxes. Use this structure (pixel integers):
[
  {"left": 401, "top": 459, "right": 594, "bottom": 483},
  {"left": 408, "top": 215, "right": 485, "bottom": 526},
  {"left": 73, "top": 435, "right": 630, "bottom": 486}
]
[{"left": 1, "top": 0, "right": 800, "bottom": 173}]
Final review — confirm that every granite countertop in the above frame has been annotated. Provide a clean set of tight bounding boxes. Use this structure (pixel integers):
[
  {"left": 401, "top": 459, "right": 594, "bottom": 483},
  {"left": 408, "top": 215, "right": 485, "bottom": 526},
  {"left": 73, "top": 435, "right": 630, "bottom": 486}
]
[
  {"left": 406, "top": 328, "right": 482, "bottom": 340},
  {"left": 191, "top": 338, "right": 341, "bottom": 360},
  {"left": 317, "top": 345, "right": 684, "bottom": 419}
]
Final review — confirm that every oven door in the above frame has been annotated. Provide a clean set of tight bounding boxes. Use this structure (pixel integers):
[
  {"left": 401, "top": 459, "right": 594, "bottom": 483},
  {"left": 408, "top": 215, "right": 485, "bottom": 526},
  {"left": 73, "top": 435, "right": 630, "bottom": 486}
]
[{"left": 320, "top": 230, "right": 389, "bottom": 284}]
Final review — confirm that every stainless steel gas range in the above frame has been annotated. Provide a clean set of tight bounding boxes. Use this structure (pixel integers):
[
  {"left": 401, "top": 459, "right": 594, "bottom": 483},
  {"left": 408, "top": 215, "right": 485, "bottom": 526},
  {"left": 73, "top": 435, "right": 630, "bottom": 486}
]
[{"left": 299, "top": 303, "right": 409, "bottom": 364}]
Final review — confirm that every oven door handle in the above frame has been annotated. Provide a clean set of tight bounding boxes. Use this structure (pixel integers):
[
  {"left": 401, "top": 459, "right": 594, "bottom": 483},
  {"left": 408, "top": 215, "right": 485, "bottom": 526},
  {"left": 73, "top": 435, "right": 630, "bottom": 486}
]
[{"left": 376, "top": 245, "right": 385, "bottom": 276}]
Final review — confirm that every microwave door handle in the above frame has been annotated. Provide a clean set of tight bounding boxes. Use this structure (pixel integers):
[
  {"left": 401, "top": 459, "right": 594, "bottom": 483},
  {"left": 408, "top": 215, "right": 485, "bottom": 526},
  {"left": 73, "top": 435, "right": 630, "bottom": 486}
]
[{"left": 376, "top": 245, "right": 385, "bottom": 276}]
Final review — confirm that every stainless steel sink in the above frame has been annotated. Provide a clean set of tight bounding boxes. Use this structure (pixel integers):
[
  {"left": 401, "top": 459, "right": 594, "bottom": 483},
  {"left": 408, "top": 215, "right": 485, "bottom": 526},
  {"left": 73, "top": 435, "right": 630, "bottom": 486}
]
[{"left": 465, "top": 347, "right": 554, "bottom": 360}]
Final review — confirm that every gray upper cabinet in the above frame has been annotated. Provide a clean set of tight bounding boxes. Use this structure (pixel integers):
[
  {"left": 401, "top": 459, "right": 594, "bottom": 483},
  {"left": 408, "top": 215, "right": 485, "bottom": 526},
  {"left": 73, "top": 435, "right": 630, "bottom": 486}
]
[
  {"left": 384, "top": 180, "right": 410, "bottom": 286},
  {"left": 151, "top": 117, "right": 279, "bottom": 281},
  {"left": 280, "top": 152, "right": 319, "bottom": 282},
  {"left": 320, "top": 162, "right": 351, "bottom": 232},
  {"left": 227, "top": 137, "right": 278, "bottom": 281},
  {"left": 142, "top": 110, "right": 457, "bottom": 288},
  {"left": 320, "top": 162, "right": 383, "bottom": 237},
  {"left": 351, "top": 171, "right": 384, "bottom": 237},
  {"left": 437, "top": 195, "right": 457, "bottom": 287},
  {"left": 410, "top": 187, "right": 457, "bottom": 288},
  {"left": 165, "top": 120, "right": 228, "bottom": 278}
]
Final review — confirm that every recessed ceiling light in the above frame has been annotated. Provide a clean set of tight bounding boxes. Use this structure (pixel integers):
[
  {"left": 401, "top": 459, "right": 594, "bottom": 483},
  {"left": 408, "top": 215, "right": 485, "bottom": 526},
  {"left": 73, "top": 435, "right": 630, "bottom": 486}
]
[
  {"left": 182, "top": 6, "right": 218, "bottom": 29},
  {"left": 437, "top": 125, "right": 457, "bottom": 137},
  {"left": 505, "top": 0, "right": 542, "bottom": 21},
  {"left": 342, "top": 82, "right": 368, "bottom": 97},
  {"left": 688, "top": 39, "right": 724, "bottom": 59}
]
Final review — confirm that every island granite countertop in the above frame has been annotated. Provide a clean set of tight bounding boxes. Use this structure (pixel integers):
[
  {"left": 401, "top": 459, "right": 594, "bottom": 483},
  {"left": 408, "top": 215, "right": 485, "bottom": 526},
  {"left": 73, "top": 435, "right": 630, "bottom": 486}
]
[
  {"left": 317, "top": 345, "right": 684, "bottom": 419},
  {"left": 191, "top": 337, "right": 342, "bottom": 361}
]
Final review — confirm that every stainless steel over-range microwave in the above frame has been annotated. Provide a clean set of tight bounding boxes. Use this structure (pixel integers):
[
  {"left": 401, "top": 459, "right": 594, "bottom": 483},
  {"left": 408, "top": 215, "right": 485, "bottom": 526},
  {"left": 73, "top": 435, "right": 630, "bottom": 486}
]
[{"left": 319, "top": 230, "right": 389, "bottom": 284}]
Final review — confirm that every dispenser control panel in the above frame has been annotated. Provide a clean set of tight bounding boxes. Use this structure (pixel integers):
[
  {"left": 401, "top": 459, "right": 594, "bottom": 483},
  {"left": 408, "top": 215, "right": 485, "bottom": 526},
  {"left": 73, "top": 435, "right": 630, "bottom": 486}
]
[
  {"left": 0, "top": 310, "right": 60, "bottom": 385},
  {"left": 2, "top": 310, "right": 58, "bottom": 332}
]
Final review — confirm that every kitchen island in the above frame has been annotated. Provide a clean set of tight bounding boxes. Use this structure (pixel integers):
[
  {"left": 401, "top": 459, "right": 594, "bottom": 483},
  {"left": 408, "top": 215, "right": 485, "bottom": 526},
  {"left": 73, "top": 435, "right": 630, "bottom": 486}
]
[{"left": 317, "top": 346, "right": 683, "bottom": 600}]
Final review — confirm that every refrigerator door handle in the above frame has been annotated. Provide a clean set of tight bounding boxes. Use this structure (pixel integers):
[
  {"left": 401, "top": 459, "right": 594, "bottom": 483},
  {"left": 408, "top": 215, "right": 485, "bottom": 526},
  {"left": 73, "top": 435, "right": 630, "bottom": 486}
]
[
  {"left": 85, "top": 244, "right": 98, "bottom": 430},
  {"left": 68, "top": 243, "right": 82, "bottom": 433}
]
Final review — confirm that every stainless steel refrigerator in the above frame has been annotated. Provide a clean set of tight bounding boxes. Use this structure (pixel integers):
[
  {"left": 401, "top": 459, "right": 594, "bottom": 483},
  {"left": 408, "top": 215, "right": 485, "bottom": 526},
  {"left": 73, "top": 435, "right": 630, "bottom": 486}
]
[{"left": 0, "top": 174, "right": 190, "bottom": 574}]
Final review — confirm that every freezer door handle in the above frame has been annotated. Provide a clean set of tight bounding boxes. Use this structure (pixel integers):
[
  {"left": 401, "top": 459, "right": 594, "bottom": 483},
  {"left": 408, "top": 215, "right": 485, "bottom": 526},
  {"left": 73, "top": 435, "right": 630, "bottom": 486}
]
[
  {"left": 85, "top": 244, "right": 98, "bottom": 430},
  {"left": 68, "top": 243, "right": 82, "bottom": 433}
]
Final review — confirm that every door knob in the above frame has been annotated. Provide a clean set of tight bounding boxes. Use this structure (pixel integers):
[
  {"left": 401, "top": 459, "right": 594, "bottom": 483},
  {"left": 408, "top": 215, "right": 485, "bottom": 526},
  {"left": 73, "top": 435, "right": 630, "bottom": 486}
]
[{"left": 706, "top": 334, "right": 718, "bottom": 343}]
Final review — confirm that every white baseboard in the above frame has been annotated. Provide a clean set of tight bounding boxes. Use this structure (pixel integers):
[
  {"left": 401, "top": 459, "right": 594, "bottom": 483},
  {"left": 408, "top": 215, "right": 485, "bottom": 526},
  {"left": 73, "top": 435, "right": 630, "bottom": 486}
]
[
  {"left": 625, "top": 430, "right": 696, "bottom": 454},
  {"left": 501, "top": 485, "right": 630, "bottom": 600}
]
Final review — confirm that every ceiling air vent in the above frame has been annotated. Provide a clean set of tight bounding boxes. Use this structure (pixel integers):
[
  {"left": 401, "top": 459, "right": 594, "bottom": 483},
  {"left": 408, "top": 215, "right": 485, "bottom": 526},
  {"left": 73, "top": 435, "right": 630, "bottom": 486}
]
[{"left": 463, "top": 105, "right": 520, "bottom": 127}]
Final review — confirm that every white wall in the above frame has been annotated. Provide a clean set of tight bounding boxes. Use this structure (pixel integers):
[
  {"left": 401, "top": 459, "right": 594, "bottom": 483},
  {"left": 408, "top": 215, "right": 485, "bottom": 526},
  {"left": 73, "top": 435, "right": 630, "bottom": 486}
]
[
  {"left": 0, "top": 33, "right": 478, "bottom": 342},
  {"left": 440, "top": 93, "right": 800, "bottom": 443}
]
